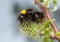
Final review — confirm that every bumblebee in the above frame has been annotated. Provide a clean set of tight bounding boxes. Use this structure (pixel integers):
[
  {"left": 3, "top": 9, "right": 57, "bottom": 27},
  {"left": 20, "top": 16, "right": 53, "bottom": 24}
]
[{"left": 18, "top": 9, "right": 45, "bottom": 24}]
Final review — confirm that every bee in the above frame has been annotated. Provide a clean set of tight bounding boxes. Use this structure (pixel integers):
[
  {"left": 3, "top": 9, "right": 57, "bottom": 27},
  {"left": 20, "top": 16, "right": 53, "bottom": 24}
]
[{"left": 18, "top": 9, "right": 45, "bottom": 24}]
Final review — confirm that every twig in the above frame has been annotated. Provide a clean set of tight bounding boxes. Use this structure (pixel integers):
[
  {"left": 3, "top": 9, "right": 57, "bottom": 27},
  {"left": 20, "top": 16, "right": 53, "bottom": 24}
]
[{"left": 35, "top": 0, "right": 60, "bottom": 42}]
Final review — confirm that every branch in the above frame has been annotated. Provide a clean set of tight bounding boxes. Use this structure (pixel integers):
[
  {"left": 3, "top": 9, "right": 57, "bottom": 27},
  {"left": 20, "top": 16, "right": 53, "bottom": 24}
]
[{"left": 35, "top": 0, "right": 60, "bottom": 42}]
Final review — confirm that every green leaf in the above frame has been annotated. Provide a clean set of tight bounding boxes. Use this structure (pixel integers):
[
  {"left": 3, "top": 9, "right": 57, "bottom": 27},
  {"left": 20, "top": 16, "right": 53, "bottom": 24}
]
[
  {"left": 40, "top": 0, "right": 44, "bottom": 2},
  {"left": 44, "top": 28, "right": 52, "bottom": 35},
  {"left": 42, "top": 36, "right": 54, "bottom": 42},
  {"left": 56, "top": 32, "right": 60, "bottom": 36},
  {"left": 44, "top": 0, "right": 51, "bottom": 8},
  {"left": 43, "top": 20, "right": 50, "bottom": 29},
  {"left": 50, "top": 0, "right": 58, "bottom": 11}
]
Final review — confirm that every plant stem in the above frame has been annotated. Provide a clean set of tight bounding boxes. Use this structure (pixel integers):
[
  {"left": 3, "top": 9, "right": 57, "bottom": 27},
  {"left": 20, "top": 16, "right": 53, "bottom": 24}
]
[{"left": 35, "top": 0, "right": 60, "bottom": 41}]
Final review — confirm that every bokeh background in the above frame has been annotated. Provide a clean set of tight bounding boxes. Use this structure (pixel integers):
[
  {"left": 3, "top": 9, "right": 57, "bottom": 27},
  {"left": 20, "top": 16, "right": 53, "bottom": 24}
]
[{"left": 0, "top": 0, "right": 60, "bottom": 42}]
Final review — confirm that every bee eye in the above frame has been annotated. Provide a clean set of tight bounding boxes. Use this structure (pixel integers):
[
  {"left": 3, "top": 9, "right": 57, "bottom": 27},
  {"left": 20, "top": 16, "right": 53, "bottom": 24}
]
[
  {"left": 21, "top": 15, "right": 24, "bottom": 18},
  {"left": 18, "top": 15, "right": 24, "bottom": 21},
  {"left": 18, "top": 15, "right": 24, "bottom": 23}
]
